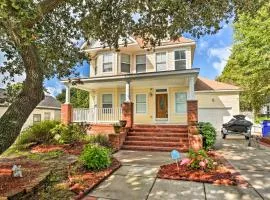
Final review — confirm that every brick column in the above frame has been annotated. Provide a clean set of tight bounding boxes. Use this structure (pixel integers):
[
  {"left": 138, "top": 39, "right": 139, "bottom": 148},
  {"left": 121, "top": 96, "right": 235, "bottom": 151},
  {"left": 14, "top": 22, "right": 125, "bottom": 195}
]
[
  {"left": 187, "top": 100, "right": 202, "bottom": 150},
  {"left": 121, "top": 102, "right": 134, "bottom": 128},
  {"left": 61, "top": 104, "right": 73, "bottom": 125}
]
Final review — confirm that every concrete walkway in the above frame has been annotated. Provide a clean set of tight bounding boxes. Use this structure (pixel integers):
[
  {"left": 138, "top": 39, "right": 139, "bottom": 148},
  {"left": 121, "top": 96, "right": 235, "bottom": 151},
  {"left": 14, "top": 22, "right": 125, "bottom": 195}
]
[{"left": 85, "top": 136, "right": 270, "bottom": 200}]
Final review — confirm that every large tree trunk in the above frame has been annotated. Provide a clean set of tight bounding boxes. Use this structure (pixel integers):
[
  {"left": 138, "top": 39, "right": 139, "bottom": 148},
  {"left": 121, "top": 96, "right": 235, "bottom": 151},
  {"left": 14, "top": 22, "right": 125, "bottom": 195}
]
[{"left": 0, "top": 44, "right": 44, "bottom": 154}]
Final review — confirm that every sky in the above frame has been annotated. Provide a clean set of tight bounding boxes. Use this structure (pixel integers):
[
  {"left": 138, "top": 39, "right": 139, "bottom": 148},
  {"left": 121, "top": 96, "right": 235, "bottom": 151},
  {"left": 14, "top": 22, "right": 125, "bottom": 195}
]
[{"left": 0, "top": 23, "right": 234, "bottom": 97}]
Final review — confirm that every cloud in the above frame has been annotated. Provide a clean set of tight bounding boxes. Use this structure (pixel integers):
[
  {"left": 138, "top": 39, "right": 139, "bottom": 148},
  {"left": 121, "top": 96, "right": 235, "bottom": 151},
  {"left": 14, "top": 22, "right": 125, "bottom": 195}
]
[
  {"left": 196, "top": 39, "right": 209, "bottom": 55},
  {"left": 45, "top": 80, "right": 64, "bottom": 97},
  {"left": 208, "top": 46, "right": 232, "bottom": 74}
]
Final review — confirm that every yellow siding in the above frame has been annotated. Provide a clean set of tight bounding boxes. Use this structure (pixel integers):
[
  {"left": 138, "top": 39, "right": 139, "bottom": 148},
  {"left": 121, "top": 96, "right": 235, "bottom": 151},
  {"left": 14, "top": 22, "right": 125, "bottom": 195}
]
[
  {"left": 196, "top": 92, "right": 240, "bottom": 114},
  {"left": 94, "top": 86, "right": 189, "bottom": 124}
]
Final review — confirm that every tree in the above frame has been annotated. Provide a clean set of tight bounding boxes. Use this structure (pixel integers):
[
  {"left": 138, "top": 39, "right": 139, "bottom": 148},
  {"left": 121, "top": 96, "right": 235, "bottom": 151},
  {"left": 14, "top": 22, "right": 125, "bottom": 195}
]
[
  {"left": 6, "top": 83, "right": 23, "bottom": 103},
  {"left": 56, "top": 88, "right": 89, "bottom": 108},
  {"left": 217, "top": 2, "right": 270, "bottom": 114},
  {"left": 0, "top": 0, "right": 263, "bottom": 153}
]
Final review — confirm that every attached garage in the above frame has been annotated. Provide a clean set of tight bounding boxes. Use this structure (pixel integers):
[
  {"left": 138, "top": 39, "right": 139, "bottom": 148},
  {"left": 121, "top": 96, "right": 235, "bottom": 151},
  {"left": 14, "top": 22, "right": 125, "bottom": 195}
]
[{"left": 195, "top": 77, "right": 241, "bottom": 130}]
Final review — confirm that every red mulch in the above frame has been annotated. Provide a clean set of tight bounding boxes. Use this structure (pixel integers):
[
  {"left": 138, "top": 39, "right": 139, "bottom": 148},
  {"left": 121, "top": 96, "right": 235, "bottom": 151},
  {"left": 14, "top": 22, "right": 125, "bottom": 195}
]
[
  {"left": 68, "top": 158, "right": 121, "bottom": 200},
  {"left": 0, "top": 157, "right": 48, "bottom": 197},
  {"left": 157, "top": 151, "right": 249, "bottom": 187},
  {"left": 31, "top": 142, "right": 85, "bottom": 155},
  {"left": 260, "top": 137, "right": 270, "bottom": 147}
]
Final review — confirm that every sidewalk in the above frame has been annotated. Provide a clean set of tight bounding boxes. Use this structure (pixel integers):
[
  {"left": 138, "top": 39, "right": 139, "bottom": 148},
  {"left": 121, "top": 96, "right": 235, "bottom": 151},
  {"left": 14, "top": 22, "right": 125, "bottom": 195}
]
[{"left": 84, "top": 138, "right": 269, "bottom": 200}]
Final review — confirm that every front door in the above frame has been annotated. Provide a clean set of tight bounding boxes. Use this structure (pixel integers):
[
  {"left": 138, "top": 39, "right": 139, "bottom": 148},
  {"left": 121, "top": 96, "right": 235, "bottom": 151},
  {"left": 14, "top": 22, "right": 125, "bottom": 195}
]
[{"left": 156, "top": 93, "right": 168, "bottom": 119}]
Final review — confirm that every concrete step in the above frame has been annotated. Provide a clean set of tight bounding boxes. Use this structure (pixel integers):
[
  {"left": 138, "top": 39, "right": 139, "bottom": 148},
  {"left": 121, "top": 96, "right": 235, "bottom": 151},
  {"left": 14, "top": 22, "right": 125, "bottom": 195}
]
[
  {"left": 121, "top": 145, "right": 188, "bottom": 152},
  {"left": 128, "top": 132, "right": 188, "bottom": 137},
  {"left": 123, "top": 140, "right": 188, "bottom": 147},
  {"left": 125, "top": 136, "right": 188, "bottom": 142}
]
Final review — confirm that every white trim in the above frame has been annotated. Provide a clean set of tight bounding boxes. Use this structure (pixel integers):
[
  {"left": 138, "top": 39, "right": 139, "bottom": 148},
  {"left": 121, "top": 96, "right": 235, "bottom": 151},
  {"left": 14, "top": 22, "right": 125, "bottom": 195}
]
[
  {"left": 155, "top": 51, "right": 168, "bottom": 72},
  {"left": 135, "top": 54, "right": 147, "bottom": 73},
  {"left": 174, "top": 49, "right": 187, "bottom": 70},
  {"left": 135, "top": 93, "right": 148, "bottom": 114},
  {"left": 174, "top": 92, "right": 187, "bottom": 114},
  {"left": 101, "top": 93, "right": 113, "bottom": 108}
]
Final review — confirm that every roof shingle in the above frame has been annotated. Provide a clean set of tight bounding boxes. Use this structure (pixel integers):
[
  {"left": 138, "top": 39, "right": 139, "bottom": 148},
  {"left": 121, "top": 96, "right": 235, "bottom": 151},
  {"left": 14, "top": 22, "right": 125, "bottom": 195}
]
[{"left": 195, "top": 77, "right": 240, "bottom": 91}]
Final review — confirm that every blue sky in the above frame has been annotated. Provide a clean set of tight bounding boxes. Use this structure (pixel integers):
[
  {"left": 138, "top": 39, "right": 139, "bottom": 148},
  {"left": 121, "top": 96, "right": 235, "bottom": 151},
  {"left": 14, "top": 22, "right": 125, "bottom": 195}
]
[{"left": 0, "top": 23, "right": 234, "bottom": 96}]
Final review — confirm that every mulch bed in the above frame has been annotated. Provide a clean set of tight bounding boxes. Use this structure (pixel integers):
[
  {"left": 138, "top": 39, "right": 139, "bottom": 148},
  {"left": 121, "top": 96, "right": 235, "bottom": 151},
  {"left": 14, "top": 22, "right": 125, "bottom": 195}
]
[
  {"left": 68, "top": 158, "right": 121, "bottom": 200},
  {"left": 0, "top": 157, "right": 49, "bottom": 198},
  {"left": 31, "top": 142, "right": 85, "bottom": 155},
  {"left": 157, "top": 151, "right": 249, "bottom": 187},
  {"left": 260, "top": 137, "right": 270, "bottom": 147}
]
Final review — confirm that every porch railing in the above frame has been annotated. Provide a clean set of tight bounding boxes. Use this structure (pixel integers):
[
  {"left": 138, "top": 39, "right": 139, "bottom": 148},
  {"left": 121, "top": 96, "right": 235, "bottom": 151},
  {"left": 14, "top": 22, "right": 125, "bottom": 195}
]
[{"left": 73, "top": 107, "right": 122, "bottom": 123}]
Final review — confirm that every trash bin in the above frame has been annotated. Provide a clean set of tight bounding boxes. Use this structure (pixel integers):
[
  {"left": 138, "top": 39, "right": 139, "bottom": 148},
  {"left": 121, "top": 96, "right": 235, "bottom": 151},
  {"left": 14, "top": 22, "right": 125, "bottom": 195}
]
[{"left": 262, "top": 120, "right": 270, "bottom": 137}]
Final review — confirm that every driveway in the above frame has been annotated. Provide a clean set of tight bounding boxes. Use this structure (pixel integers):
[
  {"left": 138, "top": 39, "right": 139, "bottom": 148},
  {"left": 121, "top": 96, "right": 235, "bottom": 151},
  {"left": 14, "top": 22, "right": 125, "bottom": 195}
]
[{"left": 84, "top": 137, "right": 270, "bottom": 200}]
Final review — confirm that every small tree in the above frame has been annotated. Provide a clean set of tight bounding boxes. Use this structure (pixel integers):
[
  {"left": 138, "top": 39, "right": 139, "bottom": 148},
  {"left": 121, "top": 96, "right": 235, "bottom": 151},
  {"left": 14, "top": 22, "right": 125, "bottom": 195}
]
[{"left": 56, "top": 88, "right": 89, "bottom": 108}]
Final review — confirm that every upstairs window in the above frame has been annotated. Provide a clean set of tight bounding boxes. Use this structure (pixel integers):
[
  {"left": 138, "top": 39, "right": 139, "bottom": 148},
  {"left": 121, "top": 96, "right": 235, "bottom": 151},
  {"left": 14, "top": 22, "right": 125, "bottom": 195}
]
[
  {"left": 121, "top": 54, "right": 130, "bottom": 73},
  {"left": 174, "top": 50, "right": 186, "bottom": 70},
  {"left": 103, "top": 53, "right": 113, "bottom": 72},
  {"left": 136, "top": 55, "right": 146, "bottom": 73},
  {"left": 156, "top": 52, "right": 167, "bottom": 71},
  {"left": 175, "top": 92, "right": 187, "bottom": 113},
  {"left": 102, "top": 94, "right": 113, "bottom": 109}
]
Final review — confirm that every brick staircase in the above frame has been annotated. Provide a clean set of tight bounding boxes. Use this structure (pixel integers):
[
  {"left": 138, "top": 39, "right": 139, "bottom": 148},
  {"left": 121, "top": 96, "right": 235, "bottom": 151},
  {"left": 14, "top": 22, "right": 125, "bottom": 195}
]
[{"left": 122, "top": 124, "right": 189, "bottom": 152}]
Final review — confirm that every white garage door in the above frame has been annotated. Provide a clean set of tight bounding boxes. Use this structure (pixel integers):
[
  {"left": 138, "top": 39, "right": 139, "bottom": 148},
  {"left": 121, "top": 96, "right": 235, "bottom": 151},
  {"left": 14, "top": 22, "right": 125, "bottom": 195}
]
[{"left": 198, "top": 108, "right": 233, "bottom": 130}]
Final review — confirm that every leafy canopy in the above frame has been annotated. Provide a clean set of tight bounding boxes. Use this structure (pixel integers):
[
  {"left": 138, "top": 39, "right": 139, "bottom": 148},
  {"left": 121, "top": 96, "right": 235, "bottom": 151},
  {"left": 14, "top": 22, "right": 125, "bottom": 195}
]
[
  {"left": 56, "top": 88, "right": 89, "bottom": 108},
  {"left": 217, "top": 2, "right": 270, "bottom": 112}
]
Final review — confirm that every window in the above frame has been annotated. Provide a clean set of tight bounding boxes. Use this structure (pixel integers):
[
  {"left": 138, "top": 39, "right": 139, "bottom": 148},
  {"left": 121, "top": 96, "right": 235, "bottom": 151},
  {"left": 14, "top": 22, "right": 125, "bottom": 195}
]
[
  {"left": 103, "top": 53, "right": 113, "bottom": 72},
  {"left": 136, "top": 94, "right": 147, "bottom": 113},
  {"left": 119, "top": 94, "right": 125, "bottom": 106},
  {"left": 156, "top": 52, "right": 167, "bottom": 71},
  {"left": 175, "top": 92, "right": 187, "bottom": 113},
  {"left": 121, "top": 54, "right": 130, "bottom": 73},
  {"left": 33, "top": 114, "right": 41, "bottom": 124},
  {"left": 44, "top": 112, "right": 51, "bottom": 120},
  {"left": 102, "top": 94, "right": 113, "bottom": 108},
  {"left": 174, "top": 50, "right": 186, "bottom": 70},
  {"left": 136, "top": 55, "right": 146, "bottom": 73}
]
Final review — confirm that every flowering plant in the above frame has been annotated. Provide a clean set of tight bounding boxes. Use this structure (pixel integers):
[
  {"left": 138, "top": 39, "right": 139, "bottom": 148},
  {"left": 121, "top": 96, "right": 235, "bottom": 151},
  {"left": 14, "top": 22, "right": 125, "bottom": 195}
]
[{"left": 180, "top": 149, "right": 214, "bottom": 171}]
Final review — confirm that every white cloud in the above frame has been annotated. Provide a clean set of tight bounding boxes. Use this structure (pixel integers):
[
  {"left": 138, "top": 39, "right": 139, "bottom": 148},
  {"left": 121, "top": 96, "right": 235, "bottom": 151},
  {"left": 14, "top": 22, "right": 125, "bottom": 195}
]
[
  {"left": 208, "top": 46, "right": 232, "bottom": 74},
  {"left": 197, "top": 39, "right": 209, "bottom": 54},
  {"left": 45, "top": 81, "right": 64, "bottom": 97}
]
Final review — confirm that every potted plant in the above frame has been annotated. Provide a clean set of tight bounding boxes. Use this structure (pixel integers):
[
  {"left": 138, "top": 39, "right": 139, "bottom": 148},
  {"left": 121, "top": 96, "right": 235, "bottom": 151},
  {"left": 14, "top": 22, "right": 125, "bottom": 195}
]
[
  {"left": 113, "top": 123, "right": 121, "bottom": 133},
  {"left": 119, "top": 120, "right": 127, "bottom": 128}
]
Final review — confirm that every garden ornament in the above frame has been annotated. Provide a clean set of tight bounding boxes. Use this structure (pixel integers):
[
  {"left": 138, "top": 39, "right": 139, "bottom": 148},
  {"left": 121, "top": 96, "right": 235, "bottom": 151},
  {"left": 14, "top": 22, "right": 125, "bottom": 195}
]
[
  {"left": 12, "top": 165, "right": 23, "bottom": 177},
  {"left": 171, "top": 150, "right": 181, "bottom": 170}
]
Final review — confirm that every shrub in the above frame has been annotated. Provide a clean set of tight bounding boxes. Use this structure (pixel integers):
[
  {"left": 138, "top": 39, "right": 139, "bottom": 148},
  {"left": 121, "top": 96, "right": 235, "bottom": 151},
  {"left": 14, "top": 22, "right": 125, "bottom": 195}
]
[
  {"left": 79, "top": 144, "right": 111, "bottom": 170},
  {"left": 86, "top": 134, "right": 111, "bottom": 148},
  {"left": 197, "top": 122, "right": 217, "bottom": 150},
  {"left": 180, "top": 149, "right": 214, "bottom": 171},
  {"left": 16, "top": 120, "right": 60, "bottom": 145},
  {"left": 51, "top": 123, "right": 85, "bottom": 144}
]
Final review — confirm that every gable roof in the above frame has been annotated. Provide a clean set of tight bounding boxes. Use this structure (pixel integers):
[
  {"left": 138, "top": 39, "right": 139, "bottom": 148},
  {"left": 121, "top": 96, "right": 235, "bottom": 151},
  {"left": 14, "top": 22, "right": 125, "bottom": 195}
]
[
  {"left": 37, "top": 95, "right": 61, "bottom": 109},
  {"left": 195, "top": 77, "right": 240, "bottom": 92}
]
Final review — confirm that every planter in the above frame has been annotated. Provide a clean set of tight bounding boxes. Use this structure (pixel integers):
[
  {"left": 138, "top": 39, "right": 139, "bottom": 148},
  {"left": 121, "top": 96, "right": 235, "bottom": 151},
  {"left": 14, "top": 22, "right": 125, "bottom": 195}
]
[
  {"left": 119, "top": 120, "right": 127, "bottom": 128},
  {"left": 113, "top": 125, "right": 121, "bottom": 134}
]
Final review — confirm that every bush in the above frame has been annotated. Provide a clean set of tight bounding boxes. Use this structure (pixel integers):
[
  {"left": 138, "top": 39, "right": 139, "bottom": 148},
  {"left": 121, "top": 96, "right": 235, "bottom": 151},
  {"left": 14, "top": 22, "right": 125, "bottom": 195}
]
[
  {"left": 86, "top": 134, "right": 111, "bottom": 148},
  {"left": 79, "top": 144, "right": 111, "bottom": 170},
  {"left": 16, "top": 120, "right": 60, "bottom": 145},
  {"left": 180, "top": 149, "right": 214, "bottom": 171},
  {"left": 197, "top": 122, "right": 217, "bottom": 150},
  {"left": 51, "top": 123, "right": 85, "bottom": 144}
]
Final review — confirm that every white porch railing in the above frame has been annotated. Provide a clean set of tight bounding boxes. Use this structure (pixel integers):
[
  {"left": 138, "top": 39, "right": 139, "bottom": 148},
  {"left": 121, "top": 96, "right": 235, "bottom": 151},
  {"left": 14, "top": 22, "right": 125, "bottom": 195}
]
[{"left": 73, "top": 107, "right": 122, "bottom": 123}]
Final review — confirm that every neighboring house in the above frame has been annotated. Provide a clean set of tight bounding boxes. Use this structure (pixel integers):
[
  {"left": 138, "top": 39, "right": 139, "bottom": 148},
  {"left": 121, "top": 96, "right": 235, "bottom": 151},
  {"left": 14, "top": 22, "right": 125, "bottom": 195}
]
[
  {"left": 61, "top": 36, "right": 240, "bottom": 151},
  {"left": 260, "top": 102, "right": 270, "bottom": 116},
  {"left": 0, "top": 94, "right": 61, "bottom": 130}
]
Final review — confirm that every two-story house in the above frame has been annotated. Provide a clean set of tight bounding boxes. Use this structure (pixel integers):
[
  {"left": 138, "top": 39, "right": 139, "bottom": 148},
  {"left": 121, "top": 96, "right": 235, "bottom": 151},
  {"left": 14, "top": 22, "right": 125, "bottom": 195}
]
[{"left": 61, "top": 36, "right": 240, "bottom": 151}]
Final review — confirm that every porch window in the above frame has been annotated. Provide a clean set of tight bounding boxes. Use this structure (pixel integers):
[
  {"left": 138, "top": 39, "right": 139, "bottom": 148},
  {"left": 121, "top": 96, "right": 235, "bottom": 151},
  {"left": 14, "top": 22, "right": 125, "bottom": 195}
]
[
  {"left": 119, "top": 93, "right": 125, "bottom": 106},
  {"left": 102, "top": 94, "right": 113, "bottom": 108},
  {"left": 33, "top": 114, "right": 41, "bottom": 124},
  {"left": 175, "top": 92, "right": 187, "bottom": 113},
  {"left": 103, "top": 53, "right": 113, "bottom": 72},
  {"left": 121, "top": 54, "right": 130, "bottom": 73},
  {"left": 136, "top": 94, "right": 147, "bottom": 113},
  {"left": 156, "top": 52, "right": 167, "bottom": 71},
  {"left": 136, "top": 55, "right": 146, "bottom": 73},
  {"left": 44, "top": 112, "right": 51, "bottom": 120},
  {"left": 174, "top": 50, "right": 186, "bottom": 70}
]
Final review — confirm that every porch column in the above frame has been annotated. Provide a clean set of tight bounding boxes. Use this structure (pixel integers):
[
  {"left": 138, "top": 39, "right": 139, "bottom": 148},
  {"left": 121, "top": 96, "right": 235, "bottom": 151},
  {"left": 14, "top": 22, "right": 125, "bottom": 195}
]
[
  {"left": 61, "top": 84, "right": 73, "bottom": 125},
  {"left": 125, "top": 81, "right": 131, "bottom": 102},
  {"left": 187, "top": 76, "right": 195, "bottom": 100}
]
